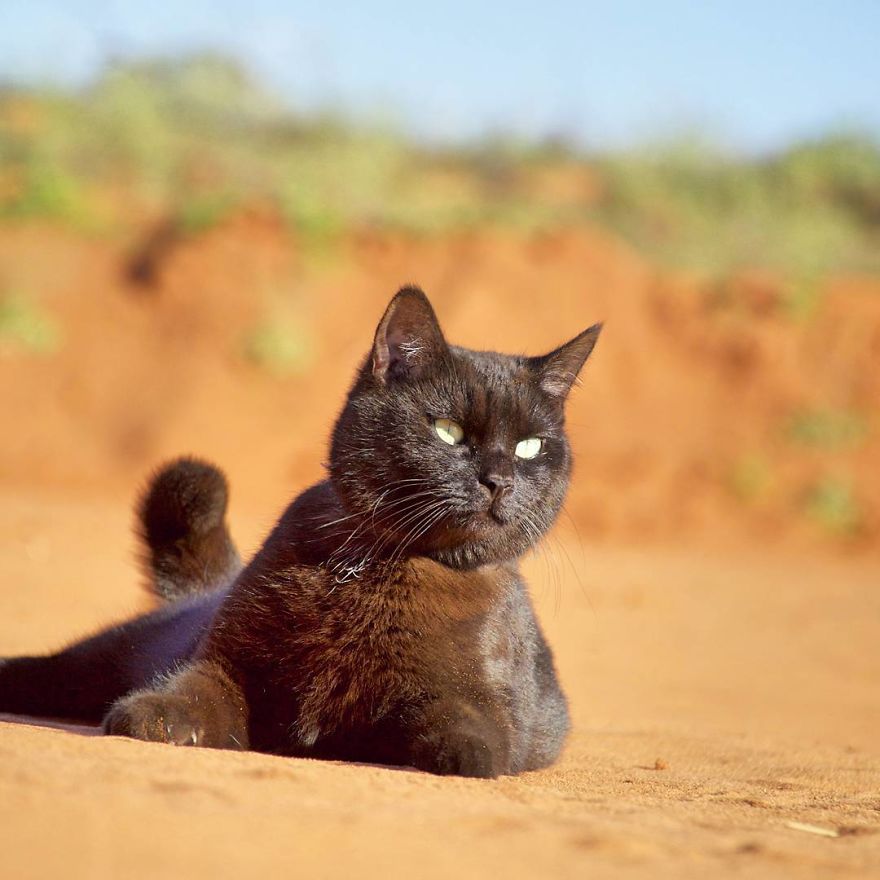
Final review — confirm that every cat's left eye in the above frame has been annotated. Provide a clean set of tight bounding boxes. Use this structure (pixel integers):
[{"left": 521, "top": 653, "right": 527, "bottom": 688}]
[
  {"left": 515, "top": 437, "right": 543, "bottom": 460},
  {"left": 434, "top": 418, "right": 464, "bottom": 446}
]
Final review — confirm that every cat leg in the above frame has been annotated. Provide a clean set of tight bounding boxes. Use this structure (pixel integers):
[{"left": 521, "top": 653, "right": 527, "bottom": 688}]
[
  {"left": 103, "top": 660, "right": 248, "bottom": 750},
  {"left": 521, "top": 684, "right": 569, "bottom": 771},
  {"left": 521, "top": 638, "right": 570, "bottom": 771},
  {"left": 407, "top": 698, "right": 510, "bottom": 779},
  {"left": 0, "top": 592, "right": 222, "bottom": 723}
]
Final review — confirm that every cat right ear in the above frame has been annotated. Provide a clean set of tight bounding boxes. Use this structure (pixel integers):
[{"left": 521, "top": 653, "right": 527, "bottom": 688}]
[{"left": 371, "top": 286, "right": 449, "bottom": 383}]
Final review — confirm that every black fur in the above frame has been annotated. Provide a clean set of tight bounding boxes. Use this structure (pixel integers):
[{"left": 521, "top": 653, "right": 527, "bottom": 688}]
[
  {"left": 138, "top": 457, "right": 241, "bottom": 601},
  {"left": 0, "top": 286, "right": 601, "bottom": 778}
]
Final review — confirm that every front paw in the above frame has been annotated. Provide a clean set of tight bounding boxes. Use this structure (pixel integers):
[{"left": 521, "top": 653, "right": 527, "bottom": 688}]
[
  {"left": 104, "top": 692, "right": 204, "bottom": 746},
  {"left": 413, "top": 729, "right": 501, "bottom": 779}
]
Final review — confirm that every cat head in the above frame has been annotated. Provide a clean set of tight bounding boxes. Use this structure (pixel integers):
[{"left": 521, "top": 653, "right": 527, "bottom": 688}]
[{"left": 329, "top": 286, "right": 601, "bottom": 568}]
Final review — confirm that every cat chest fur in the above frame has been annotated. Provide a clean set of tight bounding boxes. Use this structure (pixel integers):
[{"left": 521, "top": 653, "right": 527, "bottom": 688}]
[{"left": 212, "top": 557, "right": 516, "bottom": 752}]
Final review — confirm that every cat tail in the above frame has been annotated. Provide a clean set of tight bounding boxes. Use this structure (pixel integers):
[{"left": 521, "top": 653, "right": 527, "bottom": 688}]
[
  {"left": 138, "top": 457, "right": 242, "bottom": 602},
  {"left": 0, "top": 457, "right": 236, "bottom": 723}
]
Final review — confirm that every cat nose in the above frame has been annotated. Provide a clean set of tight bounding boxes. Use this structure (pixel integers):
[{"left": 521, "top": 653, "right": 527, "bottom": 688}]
[{"left": 479, "top": 466, "right": 514, "bottom": 502}]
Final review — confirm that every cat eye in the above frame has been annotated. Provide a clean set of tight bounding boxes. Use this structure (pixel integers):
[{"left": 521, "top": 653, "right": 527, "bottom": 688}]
[
  {"left": 515, "top": 437, "right": 543, "bottom": 460},
  {"left": 433, "top": 418, "right": 464, "bottom": 446}
]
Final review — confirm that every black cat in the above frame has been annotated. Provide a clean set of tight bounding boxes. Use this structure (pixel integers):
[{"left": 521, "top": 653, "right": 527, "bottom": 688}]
[{"left": 0, "top": 287, "right": 601, "bottom": 777}]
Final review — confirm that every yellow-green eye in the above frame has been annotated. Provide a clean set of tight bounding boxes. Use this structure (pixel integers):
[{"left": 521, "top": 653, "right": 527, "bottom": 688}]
[
  {"left": 434, "top": 418, "right": 464, "bottom": 446},
  {"left": 515, "top": 437, "right": 543, "bottom": 460}
]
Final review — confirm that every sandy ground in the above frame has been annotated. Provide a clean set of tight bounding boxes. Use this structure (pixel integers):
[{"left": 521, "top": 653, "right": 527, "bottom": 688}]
[{"left": 1, "top": 488, "right": 878, "bottom": 879}]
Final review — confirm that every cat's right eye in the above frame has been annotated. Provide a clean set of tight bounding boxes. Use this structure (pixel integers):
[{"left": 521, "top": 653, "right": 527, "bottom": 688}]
[{"left": 433, "top": 418, "right": 464, "bottom": 446}]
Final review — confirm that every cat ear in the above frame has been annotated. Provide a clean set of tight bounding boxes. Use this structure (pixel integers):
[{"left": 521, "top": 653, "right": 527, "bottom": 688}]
[
  {"left": 371, "top": 286, "right": 449, "bottom": 382},
  {"left": 530, "top": 323, "right": 603, "bottom": 398}
]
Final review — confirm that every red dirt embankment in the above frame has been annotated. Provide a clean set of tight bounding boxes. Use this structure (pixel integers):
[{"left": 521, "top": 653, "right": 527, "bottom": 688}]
[{"left": 1, "top": 213, "right": 877, "bottom": 550}]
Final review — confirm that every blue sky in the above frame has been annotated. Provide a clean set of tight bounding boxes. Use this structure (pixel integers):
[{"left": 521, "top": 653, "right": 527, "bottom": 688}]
[{"left": 2, "top": 1, "right": 879, "bottom": 152}]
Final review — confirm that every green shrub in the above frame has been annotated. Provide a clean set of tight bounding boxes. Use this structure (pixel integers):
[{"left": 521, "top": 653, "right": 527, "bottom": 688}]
[
  {"left": 786, "top": 408, "right": 868, "bottom": 450},
  {"left": 803, "top": 476, "right": 861, "bottom": 536},
  {"left": 0, "top": 294, "right": 60, "bottom": 354},
  {"left": 175, "top": 194, "right": 237, "bottom": 236},
  {"left": 1, "top": 159, "right": 88, "bottom": 224},
  {"left": 243, "top": 315, "right": 313, "bottom": 376},
  {"left": 729, "top": 453, "right": 773, "bottom": 502}
]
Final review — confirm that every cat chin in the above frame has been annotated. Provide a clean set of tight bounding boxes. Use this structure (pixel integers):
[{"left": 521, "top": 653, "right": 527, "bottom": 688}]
[
  {"left": 429, "top": 538, "right": 528, "bottom": 570},
  {"left": 425, "top": 521, "right": 537, "bottom": 569}
]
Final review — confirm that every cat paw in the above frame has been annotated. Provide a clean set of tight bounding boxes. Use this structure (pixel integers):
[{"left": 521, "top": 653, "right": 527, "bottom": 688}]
[
  {"left": 413, "top": 729, "right": 501, "bottom": 779},
  {"left": 103, "top": 692, "right": 205, "bottom": 746}
]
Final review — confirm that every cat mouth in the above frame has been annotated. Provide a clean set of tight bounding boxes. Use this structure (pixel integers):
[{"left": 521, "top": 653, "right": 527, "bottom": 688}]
[{"left": 474, "top": 501, "right": 513, "bottom": 527}]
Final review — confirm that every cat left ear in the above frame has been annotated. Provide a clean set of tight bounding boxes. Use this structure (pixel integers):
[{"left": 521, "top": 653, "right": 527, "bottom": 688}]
[
  {"left": 371, "top": 286, "right": 449, "bottom": 383},
  {"left": 530, "top": 323, "right": 603, "bottom": 399}
]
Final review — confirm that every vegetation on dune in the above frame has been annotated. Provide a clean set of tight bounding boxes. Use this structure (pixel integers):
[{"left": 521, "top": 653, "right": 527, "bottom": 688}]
[
  {"left": 243, "top": 313, "right": 314, "bottom": 377},
  {"left": 786, "top": 408, "right": 868, "bottom": 451},
  {"left": 596, "top": 134, "right": 880, "bottom": 274},
  {"left": 803, "top": 475, "right": 863, "bottom": 537},
  {"left": 1, "top": 53, "right": 879, "bottom": 275},
  {"left": 0, "top": 293, "right": 60, "bottom": 355}
]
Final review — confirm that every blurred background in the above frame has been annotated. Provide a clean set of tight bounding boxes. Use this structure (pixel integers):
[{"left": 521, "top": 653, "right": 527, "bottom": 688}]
[
  {"left": 3, "top": 10, "right": 880, "bottom": 875},
  {"left": 1, "top": 0, "right": 878, "bottom": 553}
]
